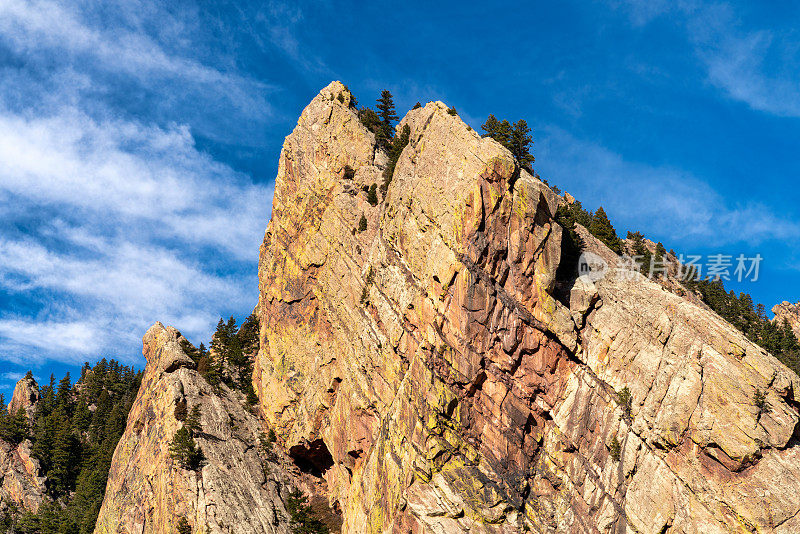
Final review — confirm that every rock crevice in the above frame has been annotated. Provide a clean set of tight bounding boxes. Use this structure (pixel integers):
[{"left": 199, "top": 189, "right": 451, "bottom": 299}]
[{"left": 254, "top": 81, "right": 800, "bottom": 533}]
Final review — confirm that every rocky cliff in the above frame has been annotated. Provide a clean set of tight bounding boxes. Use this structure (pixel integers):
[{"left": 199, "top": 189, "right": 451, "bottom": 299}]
[
  {"left": 94, "top": 323, "right": 295, "bottom": 534},
  {"left": 8, "top": 374, "right": 39, "bottom": 425},
  {"left": 0, "top": 438, "right": 46, "bottom": 516},
  {"left": 773, "top": 301, "right": 800, "bottom": 339},
  {"left": 1, "top": 375, "right": 46, "bottom": 518},
  {"left": 254, "top": 81, "right": 800, "bottom": 533}
]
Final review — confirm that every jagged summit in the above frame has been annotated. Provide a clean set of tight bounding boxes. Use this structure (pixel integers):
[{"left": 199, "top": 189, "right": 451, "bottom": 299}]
[
  {"left": 81, "top": 82, "right": 800, "bottom": 533},
  {"left": 94, "top": 322, "right": 298, "bottom": 534},
  {"left": 8, "top": 372, "right": 38, "bottom": 425},
  {"left": 252, "top": 82, "right": 800, "bottom": 532}
]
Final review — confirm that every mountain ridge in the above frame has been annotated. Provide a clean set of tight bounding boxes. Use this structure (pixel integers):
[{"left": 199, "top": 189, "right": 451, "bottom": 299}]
[{"left": 3, "top": 81, "right": 800, "bottom": 533}]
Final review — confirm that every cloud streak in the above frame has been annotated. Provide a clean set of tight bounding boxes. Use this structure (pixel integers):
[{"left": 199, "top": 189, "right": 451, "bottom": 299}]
[
  {"left": 615, "top": 0, "right": 800, "bottom": 117},
  {"left": 0, "top": 0, "right": 272, "bottom": 109},
  {"left": 0, "top": 104, "right": 272, "bottom": 364},
  {"left": 537, "top": 126, "right": 800, "bottom": 246},
  {"left": 0, "top": 0, "right": 277, "bottom": 368}
]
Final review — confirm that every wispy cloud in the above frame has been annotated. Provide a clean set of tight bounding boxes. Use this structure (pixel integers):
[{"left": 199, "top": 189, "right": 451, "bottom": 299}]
[
  {"left": 0, "top": 0, "right": 272, "bottom": 105},
  {"left": 537, "top": 126, "right": 800, "bottom": 245},
  {"left": 614, "top": 0, "right": 800, "bottom": 117},
  {"left": 1, "top": 372, "right": 24, "bottom": 383},
  {"left": 0, "top": 105, "right": 272, "bottom": 364},
  {"left": 0, "top": 108, "right": 270, "bottom": 259},
  {"left": 0, "top": 0, "right": 276, "bottom": 368}
]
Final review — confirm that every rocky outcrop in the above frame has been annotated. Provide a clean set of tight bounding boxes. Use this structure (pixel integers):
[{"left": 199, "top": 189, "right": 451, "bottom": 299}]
[
  {"left": 94, "top": 323, "right": 294, "bottom": 534},
  {"left": 773, "top": 301, "right": 800, "bottom": 339},
  {"left": 0, "top": 377, "right": 44, "bottom": 516},
  {"left": 0, "top": 438, "right": 47, "bottom": 514},
  {"left": 8, "top": 374, "right": 39, "bottom": 424},
  {"left": 254, "top": 81, "right": 800, "bottom": 533}
]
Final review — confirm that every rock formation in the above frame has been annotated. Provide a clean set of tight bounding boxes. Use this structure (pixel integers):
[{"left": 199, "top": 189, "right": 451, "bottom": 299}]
[
  {"left": 8, "top": 373, "right": 39, "bottom": 425},
  {"left": 0, "top": 438, "right": 47, "bottom": 515},
  {"left": 94, "top": 323, "right": 295, "bottom": 534},
  {"left": 253, "top": 81, "right": 800, "bottom": 533},
  {"left": 1, "top": 375, "right": 46, "bottom": 518},
  {"left": 773, "top": 301, "right": 800, "bottom": 339}
]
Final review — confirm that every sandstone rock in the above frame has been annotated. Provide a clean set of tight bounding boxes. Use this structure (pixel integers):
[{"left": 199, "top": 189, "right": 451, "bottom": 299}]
[
  {"left": 0, "top": 438, "right": 47, "bottom": 514},
  {"left": 8, "top": 373, "right": 39, "bottom": 424},
  {"left": 94, "top": 322, "right": 295, "bottom": 534},
  {"left": 254, "top": 82, "right": 800, "bottom": 533},
  {"left": 773, "top": 301, "right": 800, "bottom": 339}
]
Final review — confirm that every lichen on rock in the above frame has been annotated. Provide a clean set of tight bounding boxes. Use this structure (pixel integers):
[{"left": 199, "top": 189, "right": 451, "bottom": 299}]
[
  {"left": 94, "top": 323, "right": 296, "bottom": 534},
  {"left": 253, "top": 81, "right": 800, "bottom": 533}
]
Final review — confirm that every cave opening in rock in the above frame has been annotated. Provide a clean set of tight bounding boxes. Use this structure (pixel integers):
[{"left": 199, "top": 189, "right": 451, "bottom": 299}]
[{"left": 289, "top": 439, "right": 334, "bottom": 477}]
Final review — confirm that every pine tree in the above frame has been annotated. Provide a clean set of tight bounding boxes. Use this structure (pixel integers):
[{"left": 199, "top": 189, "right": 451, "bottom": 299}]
[
  {"left": 367, "top": 184, "right": 378, "bottom": 206},
  {"left": 0, "top": 395, "right": 11, "bottom": 443},
  {"left": 210, "top": 318, "right": 232, "bottom": 382},
  {"left": 627, "top": 231, "right": 652, "bottom": 273},
  {"left": 197, "top": 353, "right": 220, "bottom": 387},
  {"left": 7, "top": 407, "right": 30, "bottom": 444},
  {"left": 48, "top": 424, "right": 80, "bottom": 497},
  {"left": 177, "top": 516, "right": 192, "bottom": 534},
  {"left": 174, "top": 401, "right": 188, "bottom": 422},
  {"left": 382, "top": 124, "right": 410, "bottom": 194},
  {"left": 554, "top": 205, "right": 585, "bottom": 282},
  {"left": 481, "top": 115, "right": 535, "bottom": 172},
  {"left": 55, "top": 372, "right": 73, "bottom": 408},
  {"left": 179, "top": 338, "right": 200, "bottom": 362},
  {"left": 509, "top": 119, "right": 534, "bottom": 172},
  {"left": 238, "top": 314, "right": 260, "bottom": 356},
  {"left": 375, "top": 90, "right": 398, "bottom": 149},
  {"left": 185, "top": 405, "right": 202, "bottom": 436},
  {"left": 358, "top": 214, "right": 367, "bottom": 232},
  {"left": 358, "top": 108, "right": 381, "bottom": 134},
  {"left": 170, "top": 426, "right": 203, "bottom": 470},
  {"left": 589, "top": 207, "right": 622, "bottom": 254},
  {"left": 210, "top": 318, "right": 227, "bottom": 357},
  {"left": 481, "top": 115, "right": 512, "bottom": 148},
  {"left": 20, "top": 361, "right": 142, "bottom": 528},
  {"left": 287, "top": 489, "right": 329, "bottom": 533}
]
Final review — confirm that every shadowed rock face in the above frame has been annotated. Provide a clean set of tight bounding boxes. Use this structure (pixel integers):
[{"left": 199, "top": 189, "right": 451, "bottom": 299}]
[
  {"left": 254, "top": 82, "right": 800, "bottom": 533},
  {"left": 0, "top": 438, "right": 46, "bottom": 514},
  {"left": 94, "top": 323, "right": 294, "bottom": 534}
]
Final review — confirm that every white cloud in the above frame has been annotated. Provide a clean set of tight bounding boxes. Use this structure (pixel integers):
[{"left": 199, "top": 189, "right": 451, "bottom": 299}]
[
  {"left": 0, "top": 0, "right": 282, "bottom": 369},
  {"left": 0, "top": 108, "right": 272, "bottom": 259},
  {"left": 1, "top": 372, "right": 24, "bottom": 383},
  {"left": 614, "top": 0, "right": 800, "bottom": 118},
  {"left": 536, "top": 127, "right": 800, "bottom": 245},
  {"left": 699, "top": 30, "right": 800, "bottom": 117},
  {"left": 0, "top": 0, "right": 272, "bottom": 113},
  {"left": 0, "top": 104, "right": 272, "bottom": 365},
  {"left": 0, "top": 319, "right": 103, "bottom": 364}
]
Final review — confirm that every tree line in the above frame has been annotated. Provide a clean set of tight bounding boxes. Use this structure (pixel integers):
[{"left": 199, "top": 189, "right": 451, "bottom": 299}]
[
  {"left": 1, "top": 360, "right": 142, "bottom": 534},
  {"left": 553, "top": 193, "right": 800, "bottom": 376},
  {"left": 180, "top": 313, "right": 260, "bottom": 406}
]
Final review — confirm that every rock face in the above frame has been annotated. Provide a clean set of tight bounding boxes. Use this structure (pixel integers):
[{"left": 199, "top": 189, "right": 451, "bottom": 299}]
[
  {"left": 0, "top": 438, "right": 47, "bottom": 514},
  {"left": 254, "top": 82, "right": 800, "bottom": 532},
  {"left": 94, "top": 323, "right": 294, "bottom": 534},
  {"left": 773, "top": 301, "right": 800, "bottom": 339},
  {"left": 8, "top": 373, "right": 39, "bottom": 424}
]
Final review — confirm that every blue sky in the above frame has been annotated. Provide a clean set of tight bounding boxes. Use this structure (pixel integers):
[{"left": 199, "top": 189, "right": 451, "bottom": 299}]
[{"left": 1, "top": 0, "right": 799, "bottom": 397}]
